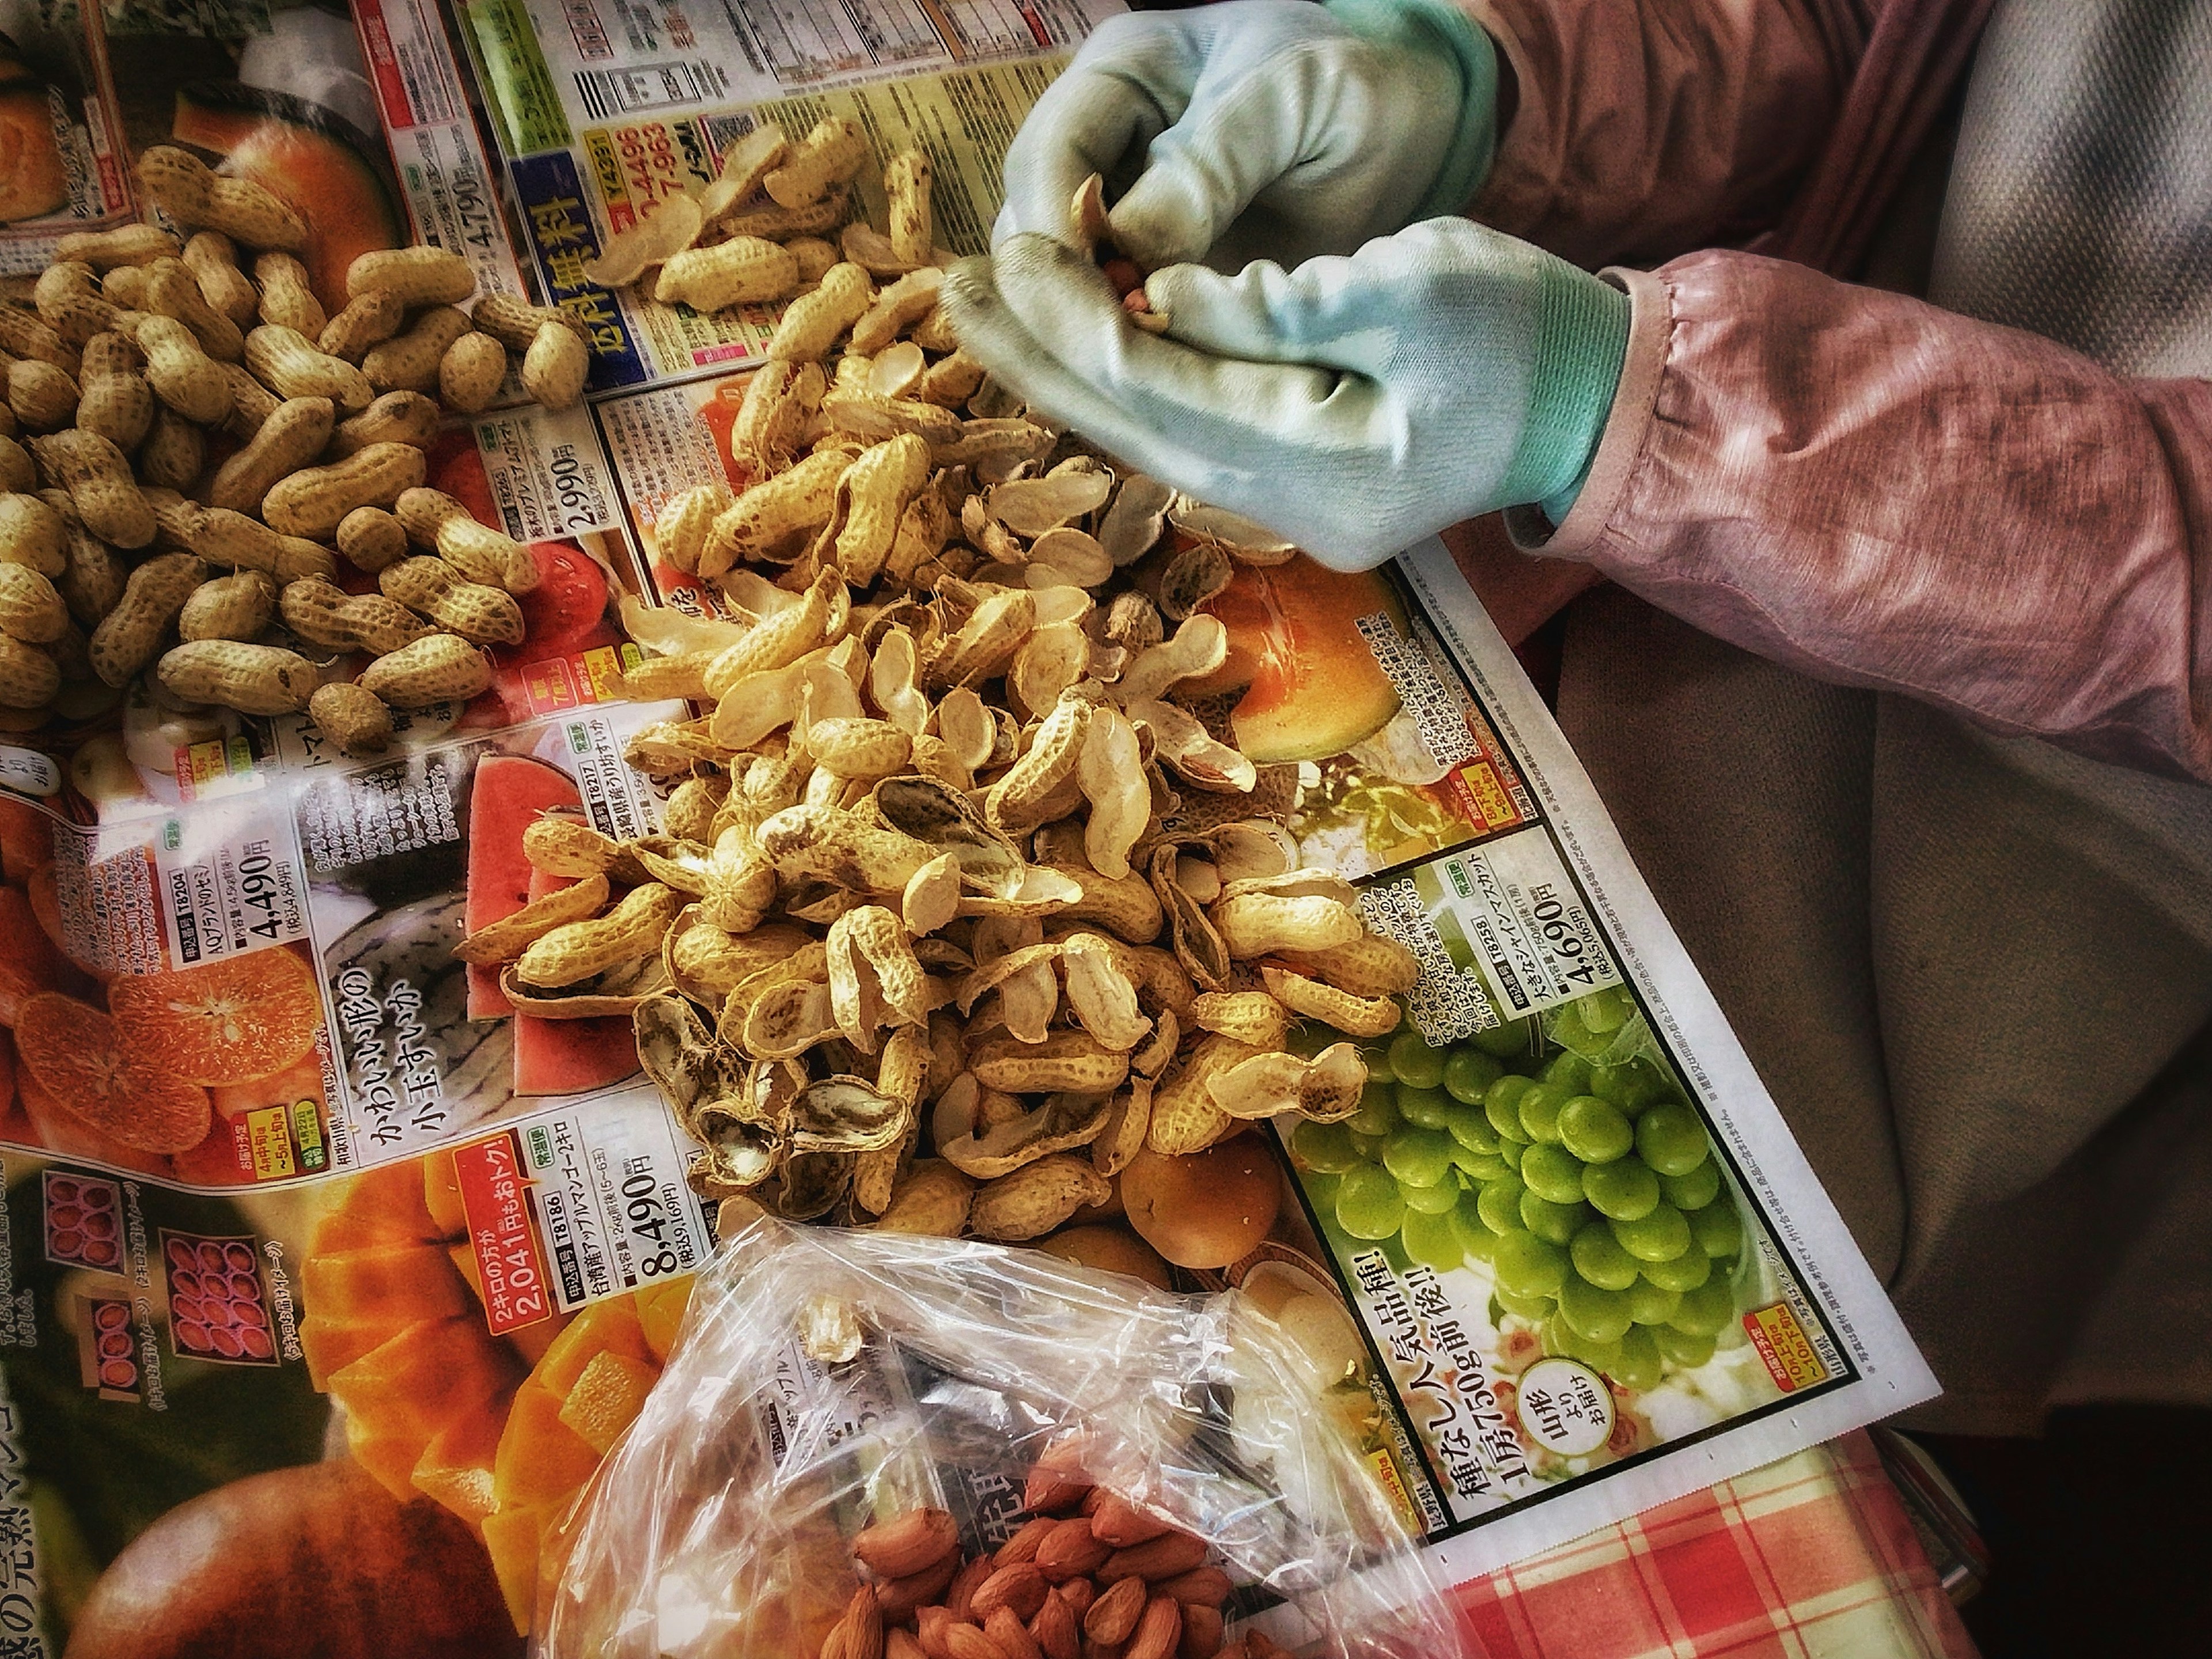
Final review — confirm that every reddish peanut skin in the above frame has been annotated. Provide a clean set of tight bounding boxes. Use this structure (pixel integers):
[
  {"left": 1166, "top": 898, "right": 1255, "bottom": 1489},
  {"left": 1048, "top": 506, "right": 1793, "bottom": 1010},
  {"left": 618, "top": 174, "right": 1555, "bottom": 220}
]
[
  {"left": 1036, "top": 1518, "right": 1110, "bottom": 1583},
  {"left": 1088, "top": 1496, "right": 1171, "bottom": 1550},
  {"left": 944, "top": 1625, "right": 1010, "bottom": 1659},
  {"left": 1177, "top": 1605, "right": 1223, "bottom": 1659},
  {"left": 1099, "top": 1533, "right": 1207, "bottom": 1583},
  {"left": 1100, "top": 257, "right": 1142, "bottom": 297},
  {"left": 880, "top": 1551, "right": 963, "bottom": 1618},
  {"left": 1126, "top": 1596, "right": 1182, "bottom": 1659},
  {"left": 918, "top": 1607, "right": 959, "bottom": 1659},
  {"left": 987, "top": 1605, "right": 1046, "bottom": 1659},
  {"left": 1031, "top": 1589, "right": 1081, "bottom": 1659},
  {"left": 1058, "top": 1580, "right": 1097, "bottom": 1619},
  {"left": 1023, "top": 1468, "right": 1093, "bottom": 1515},
  {"left": 972, "top": 1563, "right": 1050, "bottom": 1623},
  {"left": 1083, "top": 1578, "right": 1146, "bottom": 1646},
  {"left": 824, "top": 1584, "right": 887, "bottom": 1659},
  {"left": 946, "top": 1555, "right": 994, "bottom": 1623},
  {"left": 996, "top": 1517, "right": 1057, "bottom": 1567},
  {"left": 855, "top": 1508, "right": 959, "bottom": 1579},
  {"left": 1156, "top": 1567, "right": 1230, "bottom": 1608}
]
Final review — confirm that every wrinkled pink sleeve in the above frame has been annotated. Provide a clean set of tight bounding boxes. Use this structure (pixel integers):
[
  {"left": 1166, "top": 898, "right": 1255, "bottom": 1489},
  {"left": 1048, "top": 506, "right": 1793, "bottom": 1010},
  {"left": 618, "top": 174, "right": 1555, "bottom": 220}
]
[
  {"left": 1455, "top": 0, "right": 1872, "bottom": 268},
  {"left": 1511, "top": 252, "right": 2212, "bottom": 780}
]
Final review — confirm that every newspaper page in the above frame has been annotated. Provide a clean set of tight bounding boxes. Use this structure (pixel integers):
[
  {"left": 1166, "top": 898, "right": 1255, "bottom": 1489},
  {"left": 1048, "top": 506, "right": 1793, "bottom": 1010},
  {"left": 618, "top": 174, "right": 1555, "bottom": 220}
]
[
  {"left": 457, "top": 0, "right": 1116, "bottom": 390},
  {"left": 0, "top": 3, "right": 1933, "bottom": 1653},
  {"left": 351, "top": 0, "right": 535, "bottom": 302},
  {"left": 0, "top": 3, "right": 136, "bottom": 271}
]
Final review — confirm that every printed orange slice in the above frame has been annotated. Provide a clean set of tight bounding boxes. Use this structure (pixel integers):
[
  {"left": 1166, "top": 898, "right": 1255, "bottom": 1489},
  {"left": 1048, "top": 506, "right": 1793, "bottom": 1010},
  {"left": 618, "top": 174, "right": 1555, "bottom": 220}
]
[
  {"left": 14, "top": 993, "right": 210, "bottom": 1154},
  {"left": 0, "top": 885, "right": 72, "bottom": 1022},
  {"left": 108, "top": 946, "right": 320, "bottom": 1086}
]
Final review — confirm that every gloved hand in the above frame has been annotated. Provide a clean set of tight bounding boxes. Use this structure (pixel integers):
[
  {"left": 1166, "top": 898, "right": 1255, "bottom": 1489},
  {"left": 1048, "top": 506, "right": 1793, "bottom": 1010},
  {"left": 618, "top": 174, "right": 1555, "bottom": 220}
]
[
  {"left": 941, "top": 218, "right": 1631, "bottom": 569},
  {"left": 995, "top": 0, "right": 1499, "bottom": 272}
]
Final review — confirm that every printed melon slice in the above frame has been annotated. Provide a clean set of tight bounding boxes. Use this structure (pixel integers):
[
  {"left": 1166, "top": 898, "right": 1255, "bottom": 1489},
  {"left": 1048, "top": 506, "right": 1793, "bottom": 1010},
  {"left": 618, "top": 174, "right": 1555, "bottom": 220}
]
[
  {"left": 464, "top": 755, "right": 581, "bottom": 1020},
  {"left": 492, "top": 1378, "right": 601, "bottom": 1510},
  {"left": 301, "top": 1241, "right": 472, "bottom": 1324},
  {"left": 635, "top": 1277, "right": 695, "bottom": 1363},
  {"left": 414, "top": 1408, "right": 504, "bottom": 1527},
  {"left": 171, "top": 83, "right": 407, "bottom": 309},
  {"left": 1192, "top": 558, "right": 1409, "bottom": 764},
  {"left": 300, "top": 1312, "right": 411, "bottom": 1392},
  {"left": 480, "top": 1502, "right": 546, "bottom": 1635},
  {"left": 558, "top": 1350, "right": 658, "bottom": 1455},
  {"left": 515, "top": 541, "right": 613, "bottom": 661},
  {"left": 423, "top": 1148, "right": 468, "bottom": 1237},
  {"left": 319, "top": 1159, "right": 444, "bottom": 1249},
  {"left": 328, "top": 1316, "right": 523, "bottom": 1495},
  {"left": 533, "top": 1295, "right": 649, "bottom": 1399}
]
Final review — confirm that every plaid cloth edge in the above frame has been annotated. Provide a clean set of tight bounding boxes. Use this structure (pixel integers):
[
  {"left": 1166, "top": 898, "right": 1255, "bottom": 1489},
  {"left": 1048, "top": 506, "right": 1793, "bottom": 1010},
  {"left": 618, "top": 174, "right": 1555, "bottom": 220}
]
[{"left": 1447, "top": 1432, "right": 1980, "bottom": 1659}]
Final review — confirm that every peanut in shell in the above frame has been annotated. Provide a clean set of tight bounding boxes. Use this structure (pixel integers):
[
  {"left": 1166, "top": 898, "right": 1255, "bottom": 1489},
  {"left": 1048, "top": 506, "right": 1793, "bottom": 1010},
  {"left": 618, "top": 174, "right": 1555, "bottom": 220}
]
[{"left": 357, "top": 631, "right": 490, "bottom": 707}]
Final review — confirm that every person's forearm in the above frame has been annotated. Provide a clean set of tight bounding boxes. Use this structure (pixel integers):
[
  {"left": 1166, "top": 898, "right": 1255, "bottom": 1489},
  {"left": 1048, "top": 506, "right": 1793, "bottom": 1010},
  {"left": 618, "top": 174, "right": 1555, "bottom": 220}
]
[
  {"left": 1458, "top": 0, "right": 1871, "bottom": 267},
  {"left": 1515, "top": 250, "right": 2212, "bottom": 781}
]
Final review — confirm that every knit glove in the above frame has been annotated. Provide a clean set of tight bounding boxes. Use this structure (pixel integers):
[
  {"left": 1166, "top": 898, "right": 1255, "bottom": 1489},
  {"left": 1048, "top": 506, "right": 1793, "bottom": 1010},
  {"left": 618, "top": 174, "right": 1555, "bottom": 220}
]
[
  {"left": 943, "top": 217, "right": 1630, "bottom": 569},
  {"left": 994, "top": 0, "right": 1499, "bottom": 271}
]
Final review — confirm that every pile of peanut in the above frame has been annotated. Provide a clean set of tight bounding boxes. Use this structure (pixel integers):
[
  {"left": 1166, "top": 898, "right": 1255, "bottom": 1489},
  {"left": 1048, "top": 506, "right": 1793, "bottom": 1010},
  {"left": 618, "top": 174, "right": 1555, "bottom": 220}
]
[
  {"left": 461, "top": 153, "right": 1423, "bottom": 1240},
  {"left": 0, "top": 144, "right": 594, "bottom": 753},
  {"left": 824, "top": 1472, "right": 1282, "bottom": 1659},
  {"left": 582, "top": 116, "right": 945, "bottom": 325}
]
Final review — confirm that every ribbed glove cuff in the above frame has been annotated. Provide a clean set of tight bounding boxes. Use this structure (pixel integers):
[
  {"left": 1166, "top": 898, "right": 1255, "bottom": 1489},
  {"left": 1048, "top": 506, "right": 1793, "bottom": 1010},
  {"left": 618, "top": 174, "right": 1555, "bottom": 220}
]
[
  {"left": 1499, "top": 258, "right": 1630, "bottom": 521},
  {"left": 1325, "top": 0, "right": 1499, "bottom": 220}
]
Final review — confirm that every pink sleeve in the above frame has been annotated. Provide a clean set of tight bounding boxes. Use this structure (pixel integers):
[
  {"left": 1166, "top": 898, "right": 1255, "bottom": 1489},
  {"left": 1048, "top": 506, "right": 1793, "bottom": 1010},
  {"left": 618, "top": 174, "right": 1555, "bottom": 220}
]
[
  {"left": 1514, "top": 252, "right": 2212, "bottom": 780},
  {"left": 1457, "top": 0, "right": 1873, "bottom": 268}
]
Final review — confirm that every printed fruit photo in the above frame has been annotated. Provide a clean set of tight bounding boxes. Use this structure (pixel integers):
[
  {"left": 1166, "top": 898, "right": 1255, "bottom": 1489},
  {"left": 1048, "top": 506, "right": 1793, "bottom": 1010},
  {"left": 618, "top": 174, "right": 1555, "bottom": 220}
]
[
  {"left": 14, "top": 993, "right": 211, "bottom": 1154},
  {"left": 0, "top": 33, "right": 72, "bottom": 223},
  {"left": 1190, "top": 557, "right": 1407, "bottom": 764},
  {"left": 60, "top": 1460, "right": 521, "bottom": 1659},
  {"left": 0, "top": 804, "right": 336, "bottom": 1182},
  {"left": 109, "top": 946, "right": 323, "bottom": 1087},
  {"left": 295, "top": 1157, "right": 694, "bottom": 1637},
  {"left": 424, "top": 437, "right": 626, "bottom": 731},
  {"left": 169, "top": 81, "right": 406, "bottom": 310},
  {"left": 460, "top": 751, "right": 642, "bottom": 1100}
]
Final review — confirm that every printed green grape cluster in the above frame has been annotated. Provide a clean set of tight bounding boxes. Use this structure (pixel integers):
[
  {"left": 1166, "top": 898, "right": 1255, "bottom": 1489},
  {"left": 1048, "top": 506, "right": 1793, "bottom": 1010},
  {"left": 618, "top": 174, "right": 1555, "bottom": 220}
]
[{"left": 1293, "top": 984, "right": 1747, "bottom": 1392}]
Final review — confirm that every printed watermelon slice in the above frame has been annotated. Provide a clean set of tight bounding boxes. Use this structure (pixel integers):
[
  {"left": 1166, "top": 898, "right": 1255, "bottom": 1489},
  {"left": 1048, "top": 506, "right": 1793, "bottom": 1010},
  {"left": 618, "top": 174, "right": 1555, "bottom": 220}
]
[
  {"left": 464, "top": 756, "right": 581, "bottom": 1020},
  {"left": 511, "top": 1016, "right": 638, "bottom": 1099},
  {"left": 507, "top": 864, "right": 637, "bottom": 1097},
  {"left": 516, "top": 542, "right": 612, "bottom": 659}
]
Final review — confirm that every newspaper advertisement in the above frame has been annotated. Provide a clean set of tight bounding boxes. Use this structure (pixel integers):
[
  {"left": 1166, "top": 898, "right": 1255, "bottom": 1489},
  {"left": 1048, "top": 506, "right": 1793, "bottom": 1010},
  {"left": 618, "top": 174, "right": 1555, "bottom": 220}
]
[
  {"left": 457, "top": 0, "right": 1115, "bottom": 391},
  {"left": 0, "top": 2, "right": 135, "bottom": 271},
  {"left": 0, "top": 2, "right": 1934, "bottom": 1653}
]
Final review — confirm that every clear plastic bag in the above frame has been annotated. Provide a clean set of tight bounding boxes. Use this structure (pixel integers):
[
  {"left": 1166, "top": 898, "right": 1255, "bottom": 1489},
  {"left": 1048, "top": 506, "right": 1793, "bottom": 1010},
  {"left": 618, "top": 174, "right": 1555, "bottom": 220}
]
[{"left": 543, "top": 1218, "right": 1473, "bottom": 1659}]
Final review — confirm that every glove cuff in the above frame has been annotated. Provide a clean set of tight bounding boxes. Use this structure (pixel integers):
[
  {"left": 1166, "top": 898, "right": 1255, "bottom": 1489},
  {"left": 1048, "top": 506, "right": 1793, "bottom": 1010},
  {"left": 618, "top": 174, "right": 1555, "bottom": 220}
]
[
  {"left": 1501, "top": 258, "right": 1631, "bottom": 520},
  {"left": 1325, "top": 0, "right": 1499, "bottom": 219}
]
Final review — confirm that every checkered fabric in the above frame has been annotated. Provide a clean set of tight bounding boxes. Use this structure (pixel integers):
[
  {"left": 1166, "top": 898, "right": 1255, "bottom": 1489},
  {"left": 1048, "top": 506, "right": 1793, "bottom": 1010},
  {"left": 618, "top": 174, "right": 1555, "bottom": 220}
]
[{"left": 1449, "top": 1433, "right": 1978, "bottom": 1658}]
